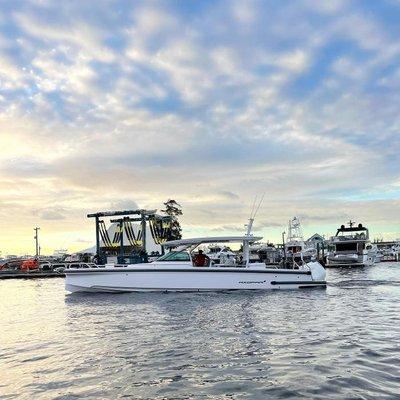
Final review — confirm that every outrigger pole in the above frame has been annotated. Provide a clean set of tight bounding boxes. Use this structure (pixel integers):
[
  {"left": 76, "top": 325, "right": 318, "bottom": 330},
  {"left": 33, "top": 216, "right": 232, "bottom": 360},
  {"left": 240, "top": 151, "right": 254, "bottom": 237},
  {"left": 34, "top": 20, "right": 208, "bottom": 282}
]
[{"left": 244, "top": 194, "right": 265, "bottom": 266}]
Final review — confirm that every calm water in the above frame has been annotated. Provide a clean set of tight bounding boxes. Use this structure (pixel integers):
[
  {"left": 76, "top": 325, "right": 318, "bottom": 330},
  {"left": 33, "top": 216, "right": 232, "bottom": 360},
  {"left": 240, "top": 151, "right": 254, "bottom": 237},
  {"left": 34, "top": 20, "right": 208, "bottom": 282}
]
[{"left": 1, "top": 264, "right": 399, "bottom": 400}]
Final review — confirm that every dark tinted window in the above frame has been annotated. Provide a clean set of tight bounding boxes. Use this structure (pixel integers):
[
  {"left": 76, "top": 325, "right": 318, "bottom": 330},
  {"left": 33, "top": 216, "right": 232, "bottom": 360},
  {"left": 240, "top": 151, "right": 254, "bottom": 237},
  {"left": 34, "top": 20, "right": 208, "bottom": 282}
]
[{"left": 336, "top": 243, "right": 357, "bottom": 251}]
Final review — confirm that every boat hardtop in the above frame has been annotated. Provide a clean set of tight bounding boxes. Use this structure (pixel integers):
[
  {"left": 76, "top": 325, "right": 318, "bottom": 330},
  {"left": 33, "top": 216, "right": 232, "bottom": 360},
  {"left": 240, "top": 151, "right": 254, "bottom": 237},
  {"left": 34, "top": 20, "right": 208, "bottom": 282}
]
[
  {"left": 164, "top": 236, "right": 263, "bottom": 248},
  {"left": 332, "top": 223, "right": 369, "bottom": 242}
]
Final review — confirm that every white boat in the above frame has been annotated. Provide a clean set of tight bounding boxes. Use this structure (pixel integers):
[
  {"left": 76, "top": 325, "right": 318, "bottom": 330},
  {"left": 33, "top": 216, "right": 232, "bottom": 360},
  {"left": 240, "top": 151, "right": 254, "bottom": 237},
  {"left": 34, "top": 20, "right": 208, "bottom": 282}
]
[
  {"left": 65, "top": 234, "right": 326, "bottom": 293},
  {"left": 204, "top": 245, "right": 236, "bottom": 264},
  {"left": 327, "top": 222, "right": 374, "bottom": 267},
  {"left": 249, "top": 242, "right": 282, "bottom": 265},
  {"left": 285, "top": 217, "right": 317, "bottom": 262},
  {"left": 391, "top": 242, "right": 400, "bottom": 260},
  {"left": 370, "top": 244, "right": 382, "bottom": 263},
  {"left": 53, "top": 248, "right": 68, "bottom": 258}
]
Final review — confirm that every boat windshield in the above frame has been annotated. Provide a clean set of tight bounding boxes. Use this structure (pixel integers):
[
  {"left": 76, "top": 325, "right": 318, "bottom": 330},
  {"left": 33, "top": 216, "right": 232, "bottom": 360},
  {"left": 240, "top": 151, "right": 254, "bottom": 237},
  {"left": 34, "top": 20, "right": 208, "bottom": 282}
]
[
  {"left": 157, "top": 251, "right": 191, "bottom": 262},
  {"left": 338, "top": 232, "right": 367, "bottom": 239},
  {"left": 336, "top": 243, "right": 358, "bottom": 251}
]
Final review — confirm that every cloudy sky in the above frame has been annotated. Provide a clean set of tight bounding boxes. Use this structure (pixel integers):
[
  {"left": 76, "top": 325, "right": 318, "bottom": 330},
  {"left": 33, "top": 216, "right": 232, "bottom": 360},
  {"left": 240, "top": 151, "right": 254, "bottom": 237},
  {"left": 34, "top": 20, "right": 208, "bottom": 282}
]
[{"left": 1, "top": 0, "right": 400, "bottom": 255}]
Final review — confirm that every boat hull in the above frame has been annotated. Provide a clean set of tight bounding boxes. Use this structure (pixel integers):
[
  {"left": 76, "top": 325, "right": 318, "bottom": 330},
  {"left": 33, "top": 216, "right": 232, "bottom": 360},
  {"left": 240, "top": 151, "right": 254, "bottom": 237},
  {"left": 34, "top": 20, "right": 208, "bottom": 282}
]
[
  {"left": 325, "top": 262, "right": 368, "bottom": 268},
  {"left": 326, "top": 255, "right": 374, "bottom": 268},
  {"left": 65, "top": 264, "right": 326, "bottom": 293}
]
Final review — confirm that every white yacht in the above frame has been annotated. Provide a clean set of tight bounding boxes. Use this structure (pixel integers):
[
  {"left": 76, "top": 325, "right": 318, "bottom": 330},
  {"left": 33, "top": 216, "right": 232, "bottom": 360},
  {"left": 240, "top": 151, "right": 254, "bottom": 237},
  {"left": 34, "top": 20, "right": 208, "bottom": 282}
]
[
  {"left": 65, "top": 219, "right": 326, "bottom": 293},
  {"left": 327, "top": 222, "right": 374, "bottom": 267},
  {"left": 285, "top": 217, "right": 317, "bottom": 262},
  {"left": 205, "top": 245, "right": 236, "bottom": 264}
]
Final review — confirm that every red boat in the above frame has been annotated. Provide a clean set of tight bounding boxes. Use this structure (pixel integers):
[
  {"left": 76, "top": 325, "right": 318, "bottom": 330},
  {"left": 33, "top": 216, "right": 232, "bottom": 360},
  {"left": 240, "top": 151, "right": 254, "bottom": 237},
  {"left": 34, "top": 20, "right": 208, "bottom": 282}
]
[{"left": 20, "top": 259, "right": 39, "bottom": 271}]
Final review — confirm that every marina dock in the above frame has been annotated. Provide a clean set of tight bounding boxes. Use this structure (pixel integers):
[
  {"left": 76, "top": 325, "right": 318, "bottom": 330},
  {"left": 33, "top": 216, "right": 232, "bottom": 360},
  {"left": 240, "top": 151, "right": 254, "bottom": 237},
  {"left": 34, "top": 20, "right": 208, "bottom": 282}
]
[{"left": 0, "top": 271, "right": 65, "bottom": 280}]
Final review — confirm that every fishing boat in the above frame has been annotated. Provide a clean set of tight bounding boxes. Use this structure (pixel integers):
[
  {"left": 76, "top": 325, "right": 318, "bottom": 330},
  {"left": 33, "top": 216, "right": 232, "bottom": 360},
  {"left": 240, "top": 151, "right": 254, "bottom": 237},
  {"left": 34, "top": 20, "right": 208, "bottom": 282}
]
[
  {"left": 326, "top": 221, "right": 374, "bottom": 267},
  {"left": 65, "top": 218, "right": 326, "bottom": 293},
  {"left": 285, "top": 217, "right": 317, "bottom": 263}
]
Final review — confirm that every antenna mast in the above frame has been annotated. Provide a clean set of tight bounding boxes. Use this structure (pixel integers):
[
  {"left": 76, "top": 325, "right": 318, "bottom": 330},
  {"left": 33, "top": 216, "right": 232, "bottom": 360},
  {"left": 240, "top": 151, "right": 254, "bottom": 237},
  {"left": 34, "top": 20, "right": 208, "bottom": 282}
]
[{"left": 34, "top": 227, "right": 40, "bottom": 258}]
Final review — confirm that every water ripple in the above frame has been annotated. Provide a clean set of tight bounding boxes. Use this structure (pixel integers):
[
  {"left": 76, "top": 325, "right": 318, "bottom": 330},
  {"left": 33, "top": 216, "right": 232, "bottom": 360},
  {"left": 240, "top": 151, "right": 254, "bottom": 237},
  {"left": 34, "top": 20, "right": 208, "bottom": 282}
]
[{"left": 0, "top": 264, "right": 400, "bottom": 399}]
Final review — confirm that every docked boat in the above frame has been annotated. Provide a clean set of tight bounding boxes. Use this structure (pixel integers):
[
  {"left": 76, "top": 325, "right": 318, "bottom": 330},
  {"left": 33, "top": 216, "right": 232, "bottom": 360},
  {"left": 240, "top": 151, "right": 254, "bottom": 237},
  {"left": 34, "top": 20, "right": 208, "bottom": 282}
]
[
  {"left": 371, "top": 244, "right": 382, "bottom": 263},
  {"left": 204, "top": 245, "right": 236, "bottom": 264},
  {"left": 65, "top": 233, "right": 326, "bottom": 293},
  {"left": 326, "top": 222, "right": 375, "bottom": 267},
  {"left": 285, "top": 217, "right": 317, "bottom": 263},
  {"left": 249, "top": 242, "right": 282, "bottom": 265}
]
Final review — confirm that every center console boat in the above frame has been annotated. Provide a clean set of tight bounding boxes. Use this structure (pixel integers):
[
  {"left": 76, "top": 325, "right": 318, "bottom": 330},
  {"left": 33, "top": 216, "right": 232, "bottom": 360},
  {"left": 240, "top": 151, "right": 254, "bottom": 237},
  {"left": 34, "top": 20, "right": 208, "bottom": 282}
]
[{"left": 65, "top": 224, "right": 326, "bottom": 293}]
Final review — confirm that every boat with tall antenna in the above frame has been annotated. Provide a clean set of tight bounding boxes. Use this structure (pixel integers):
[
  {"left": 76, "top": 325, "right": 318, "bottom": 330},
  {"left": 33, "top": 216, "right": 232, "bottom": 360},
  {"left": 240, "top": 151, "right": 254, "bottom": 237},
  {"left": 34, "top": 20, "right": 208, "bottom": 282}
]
[
  {"left": 65, "top": 200, "right": 326, "bottom": 292},
  {"left": 285, "top": 217, "right": 316, "bottom": 263}
]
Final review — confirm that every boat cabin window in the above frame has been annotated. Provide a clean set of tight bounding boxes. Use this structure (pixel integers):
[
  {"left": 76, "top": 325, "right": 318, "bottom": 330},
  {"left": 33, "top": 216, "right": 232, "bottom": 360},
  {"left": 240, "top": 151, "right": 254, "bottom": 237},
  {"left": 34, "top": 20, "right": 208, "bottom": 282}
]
[
  {"left": 287, "top": 246, "right": 302, "bottom": 253},
  {"left": 336, "top": 243, "right": 357, "bottom": 251},
  {"left": 339, "top": 232, "right": 367, "bottom": 240},
  {"left": 157, "top": 251, "right": 191, "bottom": 262}
]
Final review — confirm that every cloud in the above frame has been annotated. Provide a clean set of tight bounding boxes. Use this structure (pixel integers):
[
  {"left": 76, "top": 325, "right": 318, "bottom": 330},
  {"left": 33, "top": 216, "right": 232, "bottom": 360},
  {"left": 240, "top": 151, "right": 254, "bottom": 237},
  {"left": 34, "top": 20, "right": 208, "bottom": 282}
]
[
  {"left": 218, "top": 191, "right": 240, "bottom": 200},
  {"left": 109, "top": 199, "right": 139, "bottom": 211},
  {"left": 231, "top": 2, "right": 256, "bottom": 25},
  {"left": 36, "top": 207, "right": 66, "bottom": 220},
  {"left": 209, "top": 224, "right": 245, "bottom": 233},
  {"left": 0, "top": 0, "right": 400, "bottom": 254},
  {"left": 75, "top": 238, "right": 92, "bottom": 243},
  {"left": 256, "top": 221, "right": 284, "bottom": 229},
  {"left": 274, "top": 49, "right": 310, "bottom": 73},
  {"left": 14, "top": 11, "right": 116, "bottom": 62}
]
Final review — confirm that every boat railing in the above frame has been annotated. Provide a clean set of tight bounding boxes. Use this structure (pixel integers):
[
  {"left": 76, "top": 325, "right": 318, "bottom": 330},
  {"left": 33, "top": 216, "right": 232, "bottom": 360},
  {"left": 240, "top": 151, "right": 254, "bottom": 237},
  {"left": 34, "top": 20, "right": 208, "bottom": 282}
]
[
  {"left": 53, "top": 262, "right": 98, "bottom": 270},
  {"left": 292, "top": 253, "right": 310, "bottom": 271},
  {"left": 330, "top": 249, "right": 360, "bottom": 254}
]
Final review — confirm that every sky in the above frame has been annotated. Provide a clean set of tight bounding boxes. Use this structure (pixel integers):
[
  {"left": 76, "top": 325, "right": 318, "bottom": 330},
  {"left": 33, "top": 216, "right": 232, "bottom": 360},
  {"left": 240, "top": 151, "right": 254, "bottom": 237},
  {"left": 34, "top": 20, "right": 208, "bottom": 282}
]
[{"left": 1, "top": 0, "right": 400, "bottom": 255}]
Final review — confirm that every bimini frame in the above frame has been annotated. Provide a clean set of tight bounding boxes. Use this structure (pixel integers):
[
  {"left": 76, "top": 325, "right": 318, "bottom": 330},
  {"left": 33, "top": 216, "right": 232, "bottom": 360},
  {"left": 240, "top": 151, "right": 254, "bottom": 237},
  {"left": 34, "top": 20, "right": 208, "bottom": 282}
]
[{"left": 164, "top": 236, "right": 263, "bottom": 267}]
